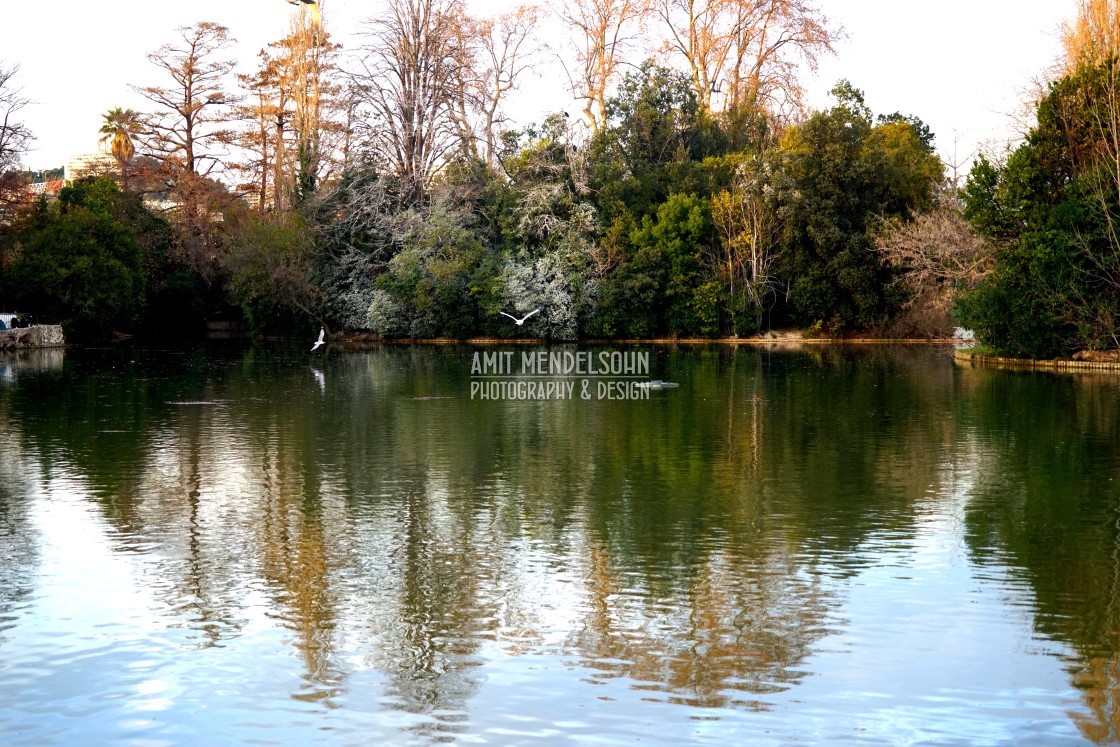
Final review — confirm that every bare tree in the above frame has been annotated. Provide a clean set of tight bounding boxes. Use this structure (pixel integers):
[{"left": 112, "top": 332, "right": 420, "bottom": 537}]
[
  {"left": 134, "top": 22, "right": 237, "bottom": 177},
  {"left": 875, "top": 197, "right": 990, "bottom": 334},
  {"left": 351, "top": 0, "right": 465, "bottom": 203},
  {"left": 556, "top": 0, "right": 648, "bottom": 133},
  {"left": 0, "top": 63, "right": 33, "bottom": 175},
  {"left": 229, "top": 10, "right": 345, "bottom": 213},
  {"left": 445, "top": 10, "right": 485, "bottom": 164},
  {"left": 1063, "top": 0, "right": 1120, "bottom": 67},
  {"left": 276, "top": 10, "right": 346, "bottom": 201},
  {"left": 448, "top": 5, "right": 542, "bottom": 172},
  {"left": 134, "top": 22, "right": 238, "bottom": 277},
  {"left": 230, "top": 54, "right": 286, "bottom": 212},
  {"left": 0, "top": 63, "right": 33, "bottom": 218},
  {"left": 654, "top": 0, "right": 727, "bottom": 113},
  {"left": 477, "top": 7, "right": 543, "bottom": 170},
  {"left": 655, "top": 0, "right": 836, "bottom": 117},
  {"left": 724, "top": 0, "right": 836, "bottom": 117}
]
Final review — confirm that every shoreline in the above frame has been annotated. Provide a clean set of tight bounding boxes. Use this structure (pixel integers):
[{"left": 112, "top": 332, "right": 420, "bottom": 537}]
[
  {"left": 355, "top": 334, "right": 961, "bottom": 346},
  {"left": 954, "top": 348, "right": 1120, "bottom": 372}
]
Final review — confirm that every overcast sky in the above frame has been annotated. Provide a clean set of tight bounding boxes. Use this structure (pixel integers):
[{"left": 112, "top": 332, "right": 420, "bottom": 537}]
[{"left": 3, "top": 0, "right": 1075, "bottom": 172}]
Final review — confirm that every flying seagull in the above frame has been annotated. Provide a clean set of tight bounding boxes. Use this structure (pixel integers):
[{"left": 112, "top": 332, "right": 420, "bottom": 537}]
[
  {"left": 311, "top": 328, "right": 325, "bottom": 351},
  {"left": 500, "top": 309, "right": 540, "bottom": 326}
]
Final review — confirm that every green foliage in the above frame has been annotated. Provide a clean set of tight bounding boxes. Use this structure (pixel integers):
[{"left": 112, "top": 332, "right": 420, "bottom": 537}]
[
  {"left": 957, "top": 60, "right": 1120, "bottom": 357},
  {"left": 369, "top": 206, "right": 489, "bottom": 338},
  {"left": 775, "top": 82, "right": 942, "bottom": 330},
  {"left": 345, "top": 76, "right": 946, "bottom": 340},
  {"left": 0, "top": 70, "right": 956, "bottom": 343},
  {"left": 311, "top": 169, "right": 404, "bottom": 331},
  {"left": 877, "top": 111, "right": 935, "bottom": 153},
  {"left": 595, "top": 194, "right": 715, "bottom": 337},
  {"left": 591, "top": 62, "right": 711, "bottom": 225},
  {"left": 953, "top": 231, "right": 1071, "bottom": 359},
  {"left": 634, "top": 193, "right": 716, "bottom": 335},
  {"left": 3, "top": 178, "right": 146, "bottom": 338},
  {"left": 0, "top": 177, "right": 216, "bottom": 340},
  {"left": 959, "top": 155, "right": 1010, "bottom": 239},
  {"left": 113, "top": 184, "right": 203, "bottom": 338},
  {"left": 222, "top": 212, "right": 320, "bottom": 334}
]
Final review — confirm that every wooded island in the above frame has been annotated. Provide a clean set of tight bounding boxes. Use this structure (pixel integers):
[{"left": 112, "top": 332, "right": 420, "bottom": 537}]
[{"left": 0, "top": 0, "right": 1116, "bottom": 359}]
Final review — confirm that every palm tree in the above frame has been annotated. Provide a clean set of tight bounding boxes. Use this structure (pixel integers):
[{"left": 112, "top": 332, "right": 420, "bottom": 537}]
[{"left": 99, "top": 107, "right": 141, "bottom": 190}]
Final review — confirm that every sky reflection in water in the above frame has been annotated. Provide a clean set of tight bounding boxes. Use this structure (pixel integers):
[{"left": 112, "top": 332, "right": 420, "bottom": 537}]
[{"left": 0, "top": 343, "right": 1117, "bottom": 745}]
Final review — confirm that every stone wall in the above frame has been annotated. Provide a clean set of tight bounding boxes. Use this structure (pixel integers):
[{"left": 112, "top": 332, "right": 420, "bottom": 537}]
[{"left": 0, "top": 325, "right": 65, "bottom": 349}]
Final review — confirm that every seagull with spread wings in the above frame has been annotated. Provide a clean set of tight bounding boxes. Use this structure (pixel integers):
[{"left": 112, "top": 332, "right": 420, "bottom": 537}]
[
  {"left": 500, "top": 309, "right": 540, "bottom": 326},
  {"left": 311, "top": 328, "right": 326, "bottom": 351}
]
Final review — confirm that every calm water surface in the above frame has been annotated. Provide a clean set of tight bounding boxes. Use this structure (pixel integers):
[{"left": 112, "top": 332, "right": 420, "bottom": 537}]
[{"left": 2, "top": 343, "right": 1119, "bottom": 745}]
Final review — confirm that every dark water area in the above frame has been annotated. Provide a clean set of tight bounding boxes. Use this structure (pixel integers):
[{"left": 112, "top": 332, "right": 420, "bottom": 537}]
[{"left": 2, "top": 342, "right": 1120, "bottom": 745}]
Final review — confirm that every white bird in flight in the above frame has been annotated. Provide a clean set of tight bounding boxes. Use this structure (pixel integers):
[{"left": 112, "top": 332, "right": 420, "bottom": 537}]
[
  {"left": 311, "top": 328, "right": 325, "bottom": 351},
  {"left": 500, "top": 309, "right": 540, "bottom": 325}
]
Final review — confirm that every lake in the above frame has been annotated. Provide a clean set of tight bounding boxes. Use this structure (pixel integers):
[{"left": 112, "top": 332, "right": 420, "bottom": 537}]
[{"left": 1, "top": 343, "right": 1119, "bottom": 745}]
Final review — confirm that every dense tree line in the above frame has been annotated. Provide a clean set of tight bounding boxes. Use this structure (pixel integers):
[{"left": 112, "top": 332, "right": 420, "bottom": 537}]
[
  {"left": 952, "top": 0, "right": 1120, "bottom": 358},
  {"left": 8, "top": 0, "right": 1116, "bottom": 354},
  {"left": 0, "top": 0, "right": 948, "bottom": 342}
]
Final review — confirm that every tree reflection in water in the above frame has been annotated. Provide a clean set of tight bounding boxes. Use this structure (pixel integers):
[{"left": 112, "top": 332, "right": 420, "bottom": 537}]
[
  {"left": 0, "top": 396, "right": 38, "bottom": 652},
  {"left": 1, "top": 344, "right": 1120, "bottom": 742},
  {"left": 954, "top": 367, "right": 1120, "bottom": 744}
]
